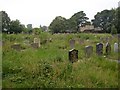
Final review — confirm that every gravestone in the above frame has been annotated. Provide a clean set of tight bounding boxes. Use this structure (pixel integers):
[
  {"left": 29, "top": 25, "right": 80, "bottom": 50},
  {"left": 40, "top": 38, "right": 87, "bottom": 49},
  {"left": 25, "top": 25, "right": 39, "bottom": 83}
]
[
  {"left": 31, "top": 43, "right": 39, "bottom": 48},
  {"left": 69, "top": 49, "right": 78, "bottom": 63},
  {"left": 79, "top": 39, "right": 84, "bottom": 44},
  {"left": 96, "top": 43, "right": 103, "bottom": 55},
  {"left": 69, "top": 39, "right": 75, "bottom": 49},
  {"left": 114, "top": 43, "right": 118, "bottom": 52},
  {"left": 49, "top": 38, "right": 52, "bottom": 42},
  {"left": 11, "top": 43, "right": 21, "bottom": 51},
  {"left": 33, "top": 38, "right": 40, "bottom": 47},
  {"left": 85, "top": 46, "right": 93, "bottom": 57},
  {"left": 23, "top": 40, "right": 30, "bottom": 45},
  {"left": 106, "top": 42, "right": 111, "bottom": 55}
]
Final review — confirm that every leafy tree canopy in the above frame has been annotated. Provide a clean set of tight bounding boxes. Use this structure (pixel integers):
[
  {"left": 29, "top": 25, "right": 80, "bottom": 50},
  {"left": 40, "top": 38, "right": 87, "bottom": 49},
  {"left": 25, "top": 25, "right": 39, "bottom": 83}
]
[{"left": 1, "top": 11, "right": 11, "bottom": 33}]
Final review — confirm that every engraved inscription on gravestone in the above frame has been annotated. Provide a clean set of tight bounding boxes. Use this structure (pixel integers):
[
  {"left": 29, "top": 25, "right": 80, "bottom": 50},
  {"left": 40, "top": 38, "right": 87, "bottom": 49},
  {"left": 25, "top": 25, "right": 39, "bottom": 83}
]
[
  {"left": 85, "top": 45, "right": 93, "bottom": 57},
  {"left": 96, "top": 43, "right": 103, "bottom": 55},
  {"left": 69, "top": 49, "right": 78, "bottom": 63}
]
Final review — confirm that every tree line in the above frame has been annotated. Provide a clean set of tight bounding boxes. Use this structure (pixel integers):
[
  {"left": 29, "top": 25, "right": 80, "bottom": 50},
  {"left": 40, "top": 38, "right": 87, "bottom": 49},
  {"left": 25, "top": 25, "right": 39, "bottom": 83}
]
[
  {"left": 49, "top": 8, "right": 120, "bottom": 34},
  {"left": 0, "top": 11, "right": 45, "bottom": 34},
  {"left": 1, "top": 7, "right": 120, "bottom": 34}
]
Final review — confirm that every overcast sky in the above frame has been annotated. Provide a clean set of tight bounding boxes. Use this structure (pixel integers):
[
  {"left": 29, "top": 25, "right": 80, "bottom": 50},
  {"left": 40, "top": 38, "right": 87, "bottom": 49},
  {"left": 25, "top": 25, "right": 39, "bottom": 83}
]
[{"left": 0, "top": 0, "right": 119, "bottom": 28}]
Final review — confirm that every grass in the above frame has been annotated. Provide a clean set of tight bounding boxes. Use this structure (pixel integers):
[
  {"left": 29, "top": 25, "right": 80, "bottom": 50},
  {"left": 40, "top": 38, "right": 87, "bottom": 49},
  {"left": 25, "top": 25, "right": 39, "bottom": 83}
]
[{"left": 2, "top": 32, "right": 119, "bottom": 88}]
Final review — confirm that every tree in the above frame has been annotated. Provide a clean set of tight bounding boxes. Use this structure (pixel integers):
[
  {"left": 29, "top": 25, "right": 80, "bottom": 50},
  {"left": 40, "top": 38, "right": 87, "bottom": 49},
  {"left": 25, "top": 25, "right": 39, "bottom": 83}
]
[
  {"left": 33, "top": 28, "right": 42, "bottom": 35},
  {"left": 68, "top": 11, "right": 89, "bottom": 32},
  {"left": 92, "top": 9, "right": 115, "bottom": 33},
  {"left": 114, "top": 7, "right": 120, "bottom": 33},
  {"left": 49, "top": 11, "right": 89, "bottom": 33},
  {"left": 117, "top": 7, "right": 120, "bottom": 33},
  {"left": 49, "top": 16, "right": 67, "bottom": 33},
  {"left": 9, "top": 19, "right": 24, "bottom": 34},
  {"left": 111, "top": 25, "right": 117, "bottom": 34},
  {"left": 0, "top": 11, "right": 11, "bottom": 33}
]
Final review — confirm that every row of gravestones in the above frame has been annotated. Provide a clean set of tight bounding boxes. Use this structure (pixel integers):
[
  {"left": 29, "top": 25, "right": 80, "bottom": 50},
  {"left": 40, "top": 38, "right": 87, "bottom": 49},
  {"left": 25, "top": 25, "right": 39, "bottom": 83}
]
[
  {"left": 11, "top": 37, "right": 53, "bottom": 51},
  {"left": 11, "top": 38, "right": 41, "bottom": 51},
  {"left": 69, "top": 40, "right": 119, "bottom": 63}
]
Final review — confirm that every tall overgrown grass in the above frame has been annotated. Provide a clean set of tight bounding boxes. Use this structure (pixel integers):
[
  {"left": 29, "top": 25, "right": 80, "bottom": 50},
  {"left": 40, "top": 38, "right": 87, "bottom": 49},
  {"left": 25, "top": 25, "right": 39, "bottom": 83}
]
[{"left": 2, "top": 32, "right": 119, "bottom": 88}]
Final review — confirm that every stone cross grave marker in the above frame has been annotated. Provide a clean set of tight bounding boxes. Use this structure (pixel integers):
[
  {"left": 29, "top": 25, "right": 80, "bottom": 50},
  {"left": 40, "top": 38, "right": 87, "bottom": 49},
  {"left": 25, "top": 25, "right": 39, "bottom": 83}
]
[
  {"left": 96, "top": 43, "right": 103, "bottom": 55},
  {"left": 106, "top": 42, "right": 111, "bottom": 55},
  {"left": 69, "top": 39, "right": 75, "bottom": 49},
  {"left": 69, "top": 49, "right": 78, "bottom": 63},
  {"left": 85, "top": 45, "right": 93, "bottom": 57},
  {"left": 114, "top": 43, "right": 118, "bottom": 52}
]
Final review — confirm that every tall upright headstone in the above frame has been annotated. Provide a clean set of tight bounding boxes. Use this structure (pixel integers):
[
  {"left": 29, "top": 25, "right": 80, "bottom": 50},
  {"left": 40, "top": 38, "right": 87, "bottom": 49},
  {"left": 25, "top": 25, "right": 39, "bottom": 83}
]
[
  {"left": 96, "top": 43, "right": 103, "bottom": 55},
  {"left": 69, "top": 39, "right": 75, "bottom": 49},
  {"left": 114, "top": 43, "right": 118, "bottom": 52},
  {"left": 33, "top": 38, "right": 40, "bottom": 47},
  {"left": 85, "top": 45, "right": 93, "bottom": 57},
  {"left": 106, "top": 42, "right": 111, "bottom": 55},
  {"left": 69, "top": 49, "right": 78, "bottom": 63}
]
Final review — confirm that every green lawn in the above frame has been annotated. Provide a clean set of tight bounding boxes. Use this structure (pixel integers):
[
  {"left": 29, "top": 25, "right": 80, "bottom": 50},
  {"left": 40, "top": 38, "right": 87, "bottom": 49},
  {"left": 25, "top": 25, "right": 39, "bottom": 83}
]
[{"left": 2, "top": 32, "right": 119, "bottom": 88}]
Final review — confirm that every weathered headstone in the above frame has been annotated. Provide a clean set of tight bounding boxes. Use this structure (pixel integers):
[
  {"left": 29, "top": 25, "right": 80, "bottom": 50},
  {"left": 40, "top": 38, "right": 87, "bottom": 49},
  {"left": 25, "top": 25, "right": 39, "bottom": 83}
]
[
  {"left": 23, "top": 40, "right": 30, "bottom": 45},
  {"left": 114, "top": 43, "right": 118, "bottom": 52},
  {"left": 34, "top": 38, "right": 40, "bottom": 47},
  {"left": 11, "top": 43, "right": 21, "bottom": 51},
  {"left": 96, "top": 43, "right": 103, "bottom": 55},
  {"left": 85, "top": 45, "right": 93, "bottom": 57},
  {"left": 106, "top": 42, "right": 111, "bottom": 55},
  {"left": 79, "top": 39, "right": 84, "bottom": 44},
  {"left": 69, "top": 39, "right": 75, "bottom": 49},
  {"left": 31, "top": 43, "right": 39, "bottom": 48},
  {"left": 49, "top": 38, "right": 52, "bottom": 42},
  {"left": 69, "top": 49, "right": 78, "bottom": 63}
]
